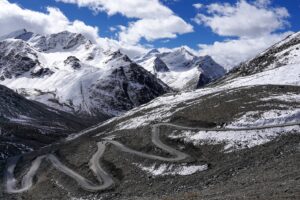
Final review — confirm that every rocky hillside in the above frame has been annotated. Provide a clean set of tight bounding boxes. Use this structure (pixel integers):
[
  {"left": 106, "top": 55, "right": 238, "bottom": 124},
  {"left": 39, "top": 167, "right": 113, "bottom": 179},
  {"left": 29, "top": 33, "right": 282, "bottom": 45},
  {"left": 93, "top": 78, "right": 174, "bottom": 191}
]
[
  {"left": 0, "top": 30, "right": 170, "bottom": 120},
  {"left": 135, "top": 47, "right": 226, "bottom": 90},
  {"left": 0, "top": 84, "right": 87, "bottom": 161},
  {"left": 230, "top": 31, "right": 300, "bottom": 77}
]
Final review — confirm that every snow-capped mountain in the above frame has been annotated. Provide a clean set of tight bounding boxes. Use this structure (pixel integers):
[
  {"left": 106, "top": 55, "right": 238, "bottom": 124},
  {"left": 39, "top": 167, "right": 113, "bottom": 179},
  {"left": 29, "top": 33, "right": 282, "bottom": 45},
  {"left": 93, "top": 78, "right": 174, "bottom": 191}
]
[
  {"left": 135, "top": 47, "right": 226, "bottom": 90},
  {"left": 2, "top": 32, "right": 299, "bottom": 200},
  {"left": 0, "top": 30, "right": 170, "bottom": 120},
  {"left": 0, "top": 39, "right": 40, "bottom": 80}
]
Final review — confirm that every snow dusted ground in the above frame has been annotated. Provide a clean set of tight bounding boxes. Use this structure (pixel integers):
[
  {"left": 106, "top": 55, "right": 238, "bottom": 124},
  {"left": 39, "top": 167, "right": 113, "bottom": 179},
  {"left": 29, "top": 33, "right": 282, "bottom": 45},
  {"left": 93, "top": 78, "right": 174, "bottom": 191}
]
[
  {"left": 227, "top": 109, "right": 300, "bottom": 128},
  {"left": 108, "top": 62, "right": 300, "bottom": 131},
  {"left": 261, "top": 93, "right": 300, "bottom": 102},
  {"left": 169, "top": 125, "right": 300, "bottom": 152},
  {"left": 134, "top": 163, "right": 208, "bottom": 176},
  {"left": 226, "top": 64, "right": 300, "bottom": 87}
]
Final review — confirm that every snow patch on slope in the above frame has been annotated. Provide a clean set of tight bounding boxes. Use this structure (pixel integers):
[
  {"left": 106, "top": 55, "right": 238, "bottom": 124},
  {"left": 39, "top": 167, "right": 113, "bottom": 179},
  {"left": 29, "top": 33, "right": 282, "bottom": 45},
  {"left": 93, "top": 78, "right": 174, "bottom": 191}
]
[
  {"left": 170, "top": 125, "right": 300, "bottom": 152},
  {"left": 261, "top": 93, "right": 300, "bottom": 102},
  {"left": 134, "top": 163, "right": 208, "bottom": 176},
  {"left": 226, "top": 64, "right": 300, "bottom": 87},
  {"left": 227, "top": 109, "right": 300, "bottom": 128}
]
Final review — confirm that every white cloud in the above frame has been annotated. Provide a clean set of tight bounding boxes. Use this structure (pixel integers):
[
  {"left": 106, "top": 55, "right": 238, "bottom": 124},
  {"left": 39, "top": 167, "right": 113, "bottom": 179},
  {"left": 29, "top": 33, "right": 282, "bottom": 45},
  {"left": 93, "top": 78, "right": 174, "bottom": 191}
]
[
  {"left": 0, "top": 0, "right": 148, "bottom": 58},
  {"left": 56, "top": 0, "right": 172, "bottom": 18},
  {"left": 56, "top": 0, "right": 193, "bottom": 44},
  {"left": 0, "top": 0, "right": 100, "bottom": 42},
  {"left": 193, "top": 3, "right": 203, "bottom": 9},
  {"left": 193, "top": 0, "right": 289, "bottom": 38},
  {"left": 195, "top": 0, "right": 291, "bottom": 69},
  {"left": 118, "top": 16, "right": 193, "bottom": 44},
  {"left": 109, "top": 27, "right": 117, "bottom": 32}
]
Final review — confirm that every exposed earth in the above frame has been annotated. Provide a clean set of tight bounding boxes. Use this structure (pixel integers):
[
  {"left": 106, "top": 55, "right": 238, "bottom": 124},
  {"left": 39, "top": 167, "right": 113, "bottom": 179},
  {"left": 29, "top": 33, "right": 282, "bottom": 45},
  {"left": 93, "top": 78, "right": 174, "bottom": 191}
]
[{"left": 0, "top": 85, "right": 299, "bottom": 200}]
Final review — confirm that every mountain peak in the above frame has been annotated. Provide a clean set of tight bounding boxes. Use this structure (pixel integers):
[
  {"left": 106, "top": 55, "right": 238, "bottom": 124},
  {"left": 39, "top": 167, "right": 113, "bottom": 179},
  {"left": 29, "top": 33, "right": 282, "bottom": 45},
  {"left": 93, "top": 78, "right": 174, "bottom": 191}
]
[
  {"left": 153, "top": 57, "right": 169, "bottom": 73},
  {"left": 136, "top": 49, "right": 160, "bottom": 62},
  {"left": 0, "top": 29, "right": 30, "bottom": 41},
  {"left": 27, "top": 31, "right": 89, "bottom": 52},
  {"left": 177, "top": 46, "right": 195, "bottom": 56},
  {"left": 147, "top": 48, "right": 160, "bottom": 55}
]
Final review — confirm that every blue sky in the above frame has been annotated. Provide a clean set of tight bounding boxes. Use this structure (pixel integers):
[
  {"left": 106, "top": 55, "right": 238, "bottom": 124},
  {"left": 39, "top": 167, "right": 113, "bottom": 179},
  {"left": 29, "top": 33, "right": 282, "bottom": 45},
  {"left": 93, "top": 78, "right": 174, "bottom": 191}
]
[
  {"left": 1, "top": 0, "right": 300, "bottom": 67},
  {"left": 7, "top": 0, "right": 300, "bottom": 49}
]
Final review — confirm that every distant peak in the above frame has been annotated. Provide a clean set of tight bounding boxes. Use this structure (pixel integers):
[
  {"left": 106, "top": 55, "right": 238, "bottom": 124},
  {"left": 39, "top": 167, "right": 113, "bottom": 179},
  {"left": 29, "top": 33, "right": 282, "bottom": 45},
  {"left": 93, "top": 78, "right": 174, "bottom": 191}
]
[
  {"left": 179, "top": 46, "right": 188, "bottom": 52},
  {"left": 201, "top": 55, "right": 213, "bottom": 61},
  {"left": 12, "top": 28, "right": 28, "bottom": 34},
  {"left": 175, "top": 47, "right": 195, "bottom": 56},
  {"left": 142, "top": 49, "right": 160, "bottom": 59},
  {"left": 0, "top": 29, "right": 29, "bottom": 41},
  {"left": 147, "top": 49, "right": 160, "bottom": 54},
  {"left": 55, "top": 30, "right": 73, "bottom": 34},
  {"left": 50, "top": 30, "right": 79, "bottom": 37},
  {"left": 111, "top": 49, "right": 122, "bottom": 56},
  {"left": 107, "top": 49, "right": 132, "bottom": 62},
  {"left": 134, "top": 48, "right": 160, "bottom": 62}
]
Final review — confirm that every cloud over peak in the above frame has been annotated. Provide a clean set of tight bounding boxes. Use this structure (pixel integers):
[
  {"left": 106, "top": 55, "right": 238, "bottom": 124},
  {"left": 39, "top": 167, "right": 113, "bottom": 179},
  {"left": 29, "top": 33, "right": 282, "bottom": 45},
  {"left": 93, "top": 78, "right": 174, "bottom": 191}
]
[
  {"left": 0, "top": 0, "right": 100, "bottom": 42},
  {"left": 56, "top": 0, "right": 193, "bottom": 44}
]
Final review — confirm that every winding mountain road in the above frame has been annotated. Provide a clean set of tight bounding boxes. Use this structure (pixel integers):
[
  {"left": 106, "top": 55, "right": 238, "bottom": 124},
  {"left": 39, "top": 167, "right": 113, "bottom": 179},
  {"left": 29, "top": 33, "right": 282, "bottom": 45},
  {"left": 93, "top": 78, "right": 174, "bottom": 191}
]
[
  {"left": 3, "top": 122, "right": 300, "bottom": 194},
  {"left": 107, "top": 124, "right": 190, "bottom": 162},
  {"left": 4, "top": 124, "right": 190, "bottom": 194},
  {"left": 48, "top": 141, "right": 114, "bottom": 192},
  {"left": 5, "top": 155, "right": 46, "bottom": 193}
]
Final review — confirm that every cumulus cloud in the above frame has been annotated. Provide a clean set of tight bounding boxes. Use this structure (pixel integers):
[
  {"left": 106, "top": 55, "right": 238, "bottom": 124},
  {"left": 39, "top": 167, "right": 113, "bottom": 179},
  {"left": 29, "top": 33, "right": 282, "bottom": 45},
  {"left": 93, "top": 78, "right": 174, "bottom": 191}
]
[
  {"left": 195, "top": 0, "right": 291, "bottom": 69},
  {"left": 0, "top": 0, "right": 100, "bottom": 42},
  {"left": 56, "top": 0, "right": 193, "bottom": 44},
  {"left": 0, "top": 0, "right": 149, "bottom": 58},
  {"left": 56, "top": 0, "right": 172, "bottom": 18},
  {"left": 193, "top": 0, "right": 289, "bottom": 38},
  {"left": 118, "top": 16, "right": 193, "bottom": 44}
]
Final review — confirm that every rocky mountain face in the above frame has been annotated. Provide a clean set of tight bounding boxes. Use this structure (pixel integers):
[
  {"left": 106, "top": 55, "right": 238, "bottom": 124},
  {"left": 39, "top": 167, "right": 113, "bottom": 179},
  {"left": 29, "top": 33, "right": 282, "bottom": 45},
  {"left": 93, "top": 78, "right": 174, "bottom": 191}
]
[
  {"left": 0, "top": 30, "right": 170, "bottom": 120},
  {"left": 0, "top": 84, "right": 87, "bottom": 160},
  {"left": 135, "top": 47, "right": 226, "bottom": 90},
  {"left": 28, "top": 31, "right": 90, "bottom": 52},
  {"left": 0, "top": 39, "right": 40, "bottom": 80}
]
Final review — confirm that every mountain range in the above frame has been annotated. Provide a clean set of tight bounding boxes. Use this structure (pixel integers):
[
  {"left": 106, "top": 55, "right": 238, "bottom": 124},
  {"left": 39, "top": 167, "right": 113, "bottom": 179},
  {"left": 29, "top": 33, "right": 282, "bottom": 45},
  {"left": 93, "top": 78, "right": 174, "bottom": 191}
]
[
  {"left": 135, "top": 47, "right": 226, "bottom": 90},
  {"left": 0, "top": 29, "right": 299, "bottom": 200},
  {"left": 0, "top": 29, "right": 171, "bottom": 120}
]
